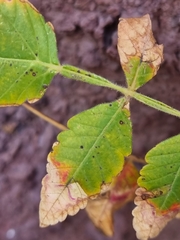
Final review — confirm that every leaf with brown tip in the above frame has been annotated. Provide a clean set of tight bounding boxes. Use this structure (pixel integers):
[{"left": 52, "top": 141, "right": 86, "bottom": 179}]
[
  {"left": 132, "top": 187, "right": 179, "bottom": 240},
  {"left": 39, "top": 149, "right": 88, "bottom": 227},
  {"left": 117, "top": 14, "right": 163, "bottom": 90}
]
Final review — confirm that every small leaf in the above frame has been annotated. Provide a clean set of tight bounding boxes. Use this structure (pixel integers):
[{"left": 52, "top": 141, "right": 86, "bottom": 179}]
[
  {"left": 86, "top": 158, "right": 139, "bottom": 236},
  {"left": 39, "top": 150, "right": 88, "bottom": 227},
  {"left": 0, "top": 0, "right": 60, "bottom": 106},
  {"left": 117, "top": 14, "right": 163, "bottom": 90},
  {"left": 132, "top": 188, "right": 179, "bottom": 240}
]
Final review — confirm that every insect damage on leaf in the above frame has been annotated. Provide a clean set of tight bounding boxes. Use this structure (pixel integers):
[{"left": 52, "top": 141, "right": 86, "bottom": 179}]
[
  {"left": 132, "top": 188, "right": 179, "bottom": 240},
  {"left": 117, "top": 14, "right": 163, "bottom": 90}
]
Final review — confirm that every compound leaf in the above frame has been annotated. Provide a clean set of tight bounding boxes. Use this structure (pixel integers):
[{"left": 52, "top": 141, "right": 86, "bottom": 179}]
[
  {"left": 117, "top": 14, "right": 163, "bottom": 90},
  {"left": 39, "top": 98, "right": 132, "bottom": 226},
  {"left": 133, "top": 135, "right": 180, "bottom": 240},
  {"left": 0, "top": 0, "right": 60, "bottom": 106}
]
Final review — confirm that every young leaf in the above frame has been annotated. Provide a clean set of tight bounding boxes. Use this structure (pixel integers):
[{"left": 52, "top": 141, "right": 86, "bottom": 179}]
[
  {"left": 133, "top": 135, "right": 180, "bottom": 239},
  {"left": 40, "top": 149, "right": 88, "bottom": 227},
  {"left": 40, "top": 98, "right": 132, "bottom": 227},
  {"left": 86, "top": 158, "right": 139, "bottom": 236},
  {"left": 0, "top": 0, "right": 60, "bottom": 106},
  {"left": 117, "top": 14, "right": 163, "bottom": 90}
]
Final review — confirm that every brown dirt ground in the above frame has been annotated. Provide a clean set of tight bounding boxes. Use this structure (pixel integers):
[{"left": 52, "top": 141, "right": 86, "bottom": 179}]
[{"left": 1, "top": 0, "right": 180, "bottom": 240}]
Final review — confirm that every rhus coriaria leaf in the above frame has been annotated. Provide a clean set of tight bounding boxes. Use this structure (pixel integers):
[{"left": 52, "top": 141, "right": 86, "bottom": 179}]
[
  {"left": 132, "top": 188, "right": 179, "bottom": 240},
  {"left": 133, "top": 135, "right": 180, "bottom": 240},
  {"left": 86, "top": 157, "right": 139, "bottom": 236},
  {"left": 39, "top": 98, "right": 132, "bottom": 227},
  {"left": 50, "top": 98, "right": 132, "bottom": 196},
  {"left": 117, "top": 14, "right": 163, "bottom": 90},
  {"left": 39, "top": 148, "right": 88, "bottom": 227},
  {"left": 0, "top": 0, "right": 60, "bottom": 106}
]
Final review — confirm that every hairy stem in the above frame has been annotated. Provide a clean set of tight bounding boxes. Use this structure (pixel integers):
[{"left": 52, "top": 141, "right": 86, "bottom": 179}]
[
  {"left": 22, "top": 103, "right": 67, "bottom": 131},
  {"left": 131, "top": 91, "right": 180, "bottom": 118},
  {"left": 59, "top": 65, "right": 180, "bottom": 119}
]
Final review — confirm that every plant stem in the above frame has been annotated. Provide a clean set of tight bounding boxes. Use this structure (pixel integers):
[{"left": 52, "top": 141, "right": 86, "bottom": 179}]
[
  {"left": 59, "top": 65, "right": 180, "bottom": 119},
  {"left": 128, "top": 91, "right": 180, "bottom": 118},
  {"left": 127, "top": 155, "right": 146, "bottom": 165},
  {"left": 60, "top": 65, "right": 118, "bottom": 89},
  {"left": 22, "top": 103, "right": 67, "bottom": 131}
]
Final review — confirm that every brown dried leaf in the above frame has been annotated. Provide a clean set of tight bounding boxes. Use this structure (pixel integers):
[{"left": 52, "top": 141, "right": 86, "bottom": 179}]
[
  {"left": 86, "top": 196, "right": 113, "bottom": 237},
  {"left": 39, "top": 154, "right": 88, "bottom": 227},
  {"left": 117, "top": 14, "right": 163, "bottom": 90},
  {"left": 86, "top": 159, "right": 139, "bottom": 236},
  {"left": 132, "top": 188, "right": 179, "bottom": 240}
]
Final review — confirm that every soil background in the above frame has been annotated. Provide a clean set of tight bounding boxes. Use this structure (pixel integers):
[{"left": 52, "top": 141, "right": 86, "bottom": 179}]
[{"left": 1, "top": 0, "right": 180, "bottom": 240}]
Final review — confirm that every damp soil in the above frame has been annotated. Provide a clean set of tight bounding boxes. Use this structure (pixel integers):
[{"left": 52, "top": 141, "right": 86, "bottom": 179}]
[{"left": 1, "top": 1, "right": 180, "bottom": 240}]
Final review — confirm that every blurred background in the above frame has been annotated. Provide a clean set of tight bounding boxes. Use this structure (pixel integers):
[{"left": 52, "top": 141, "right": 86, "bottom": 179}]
[{"left": 1, "top": 0, "right": 180, "bottom": 239}]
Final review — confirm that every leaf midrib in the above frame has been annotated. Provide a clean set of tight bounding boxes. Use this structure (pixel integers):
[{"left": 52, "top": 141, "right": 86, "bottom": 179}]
[
  {"left": 0, "top": 56, "right": 61, "bottom": 73},
  {"left": 129, "top": 60, "right": 142, "bottom": 91},
  {"left": 71, "top": 99, "right": 127, "bottom": 190}
]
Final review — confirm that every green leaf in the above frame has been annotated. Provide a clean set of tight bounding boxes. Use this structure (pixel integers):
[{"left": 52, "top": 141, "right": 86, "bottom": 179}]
[
  {"left": 0, "top": 0, "right": 60, "bottom": 106},
  {"left": 122, "top": 57, "right": 156, "bottom": 90},
  {"left": 49, "top": 98, "right": 132, "bottom": 196},
  {"left": 117, "top": 14, "right": 163, "bottom": 90},
  {"left": 138, "top": 134, "right": 180, "bottom": 213}
]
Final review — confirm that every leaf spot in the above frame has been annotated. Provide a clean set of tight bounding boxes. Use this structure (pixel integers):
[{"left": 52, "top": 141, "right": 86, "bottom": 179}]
[
  {"left": 85, "top": 73, "right": 91, "bottom": 77},
  {"left": 42, "top": 84, "right": 48, "bottom": 89}
]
